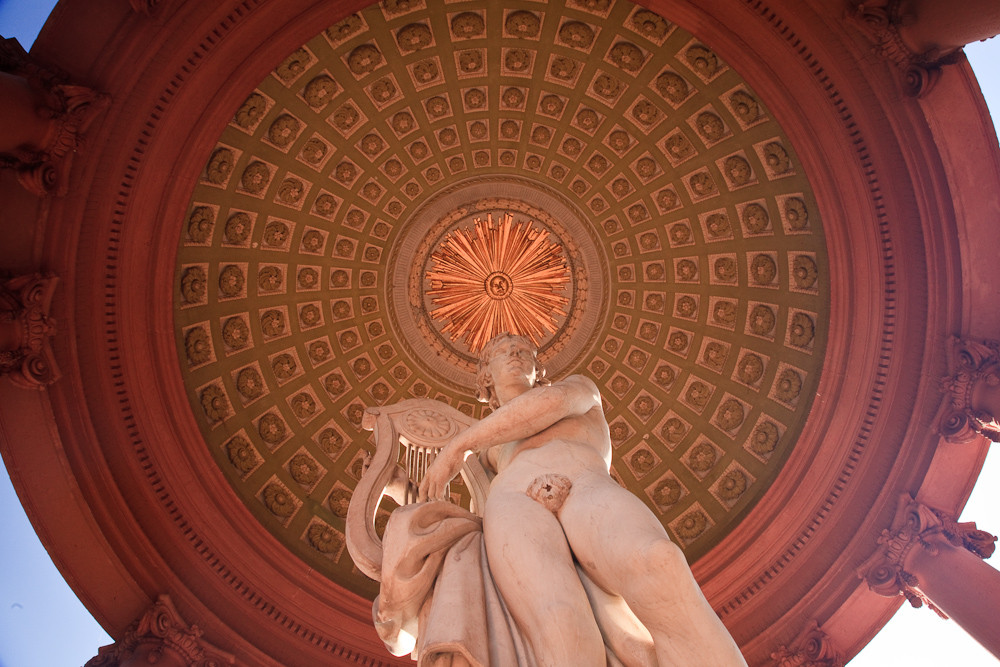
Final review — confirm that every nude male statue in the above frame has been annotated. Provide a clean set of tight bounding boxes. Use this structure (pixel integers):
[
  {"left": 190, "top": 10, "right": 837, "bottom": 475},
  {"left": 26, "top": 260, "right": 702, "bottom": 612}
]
[{"left": 418, "top": 333, "right": 747, "bottom": 666}]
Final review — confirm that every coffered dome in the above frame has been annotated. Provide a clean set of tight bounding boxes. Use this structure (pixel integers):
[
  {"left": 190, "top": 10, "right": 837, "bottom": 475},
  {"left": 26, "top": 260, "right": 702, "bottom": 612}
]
[{"left": 172, "top": 0, "right": 828, "bottom": 595}]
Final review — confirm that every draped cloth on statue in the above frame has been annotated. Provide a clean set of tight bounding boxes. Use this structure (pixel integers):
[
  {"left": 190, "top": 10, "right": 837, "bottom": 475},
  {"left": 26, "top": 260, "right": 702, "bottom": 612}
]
[
  {"left": 374, "top": 501, "right": 533, "bottom": 666},
  {"left": 373, "top": 501, "right": 657, "bottom": 667}
]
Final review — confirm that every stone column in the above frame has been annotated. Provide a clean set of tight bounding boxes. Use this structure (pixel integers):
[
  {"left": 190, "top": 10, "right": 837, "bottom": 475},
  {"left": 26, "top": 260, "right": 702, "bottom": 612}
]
[
  {"left": 846, "top": 0, "right": 1000, "bottom": 96},
  {"left": 893, "top": 0, "right": 1000, "bottom": 57},
  {"left": 939, "top": 337, "right": 1000, "bottom": 444},
  {"left": 0, "top": 37, "right": 108, "bottom": 195},
  {"left": 859, "top": 495, "right": 1000, "bottom": 658},
  {"left": 86, "top": 595, "right": 234, "bottom": 667}
]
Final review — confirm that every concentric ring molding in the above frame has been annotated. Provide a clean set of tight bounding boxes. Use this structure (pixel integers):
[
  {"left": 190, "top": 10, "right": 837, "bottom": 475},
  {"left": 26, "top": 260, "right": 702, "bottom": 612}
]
[{"left": 389, "top": 175, "right": 610, "bottom": 386}]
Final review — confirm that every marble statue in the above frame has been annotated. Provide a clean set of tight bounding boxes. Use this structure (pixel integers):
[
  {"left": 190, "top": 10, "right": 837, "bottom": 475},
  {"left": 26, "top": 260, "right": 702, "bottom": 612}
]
[{"left": 350, "top": 333, "right": 747, "bottom": 666}]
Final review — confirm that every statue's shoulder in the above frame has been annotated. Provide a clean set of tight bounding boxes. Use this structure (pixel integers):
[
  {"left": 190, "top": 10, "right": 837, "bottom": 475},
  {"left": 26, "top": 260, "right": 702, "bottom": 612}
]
[
  {"left": 554, "top": 373, "right": 602, "bottom": 403},
  {"left": 559, "top": 373, "right": 595, "bottom": 386}
]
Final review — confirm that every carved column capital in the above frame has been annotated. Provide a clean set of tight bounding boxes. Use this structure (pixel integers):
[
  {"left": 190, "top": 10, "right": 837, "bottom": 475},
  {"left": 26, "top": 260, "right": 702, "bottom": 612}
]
[
  {"left": 0, "top": 37, "right": 109, "bottom": 196},
  {"left": 129, "top": 0, "right": 163, "bottom": 16},
  {"left": 769, "top": 620, "right": 843, "bottom": 667},
  {"left": 939, "top": 336, "right": 1000, "bottom": 444},
  {"left": 0, "top": 272, "right": 60, "bottom": 389},
  {"left": 86, "top": 595, "right": 234, "bottom": 667},
  {"left": 858, "top": 494, "right": 997, "bottom": 615},
  {"left": 845, "top": 1, "right": 962, "bottom": 96}
]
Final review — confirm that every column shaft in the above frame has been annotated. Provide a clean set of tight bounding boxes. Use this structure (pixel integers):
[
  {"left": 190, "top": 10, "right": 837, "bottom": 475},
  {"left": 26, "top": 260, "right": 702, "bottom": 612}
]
[
  {"left": 899, "top": 0, "right": 1000, "bottom": 54},
  {"left": 908, "top": 540, "right": 1000, "bottom": 657}
]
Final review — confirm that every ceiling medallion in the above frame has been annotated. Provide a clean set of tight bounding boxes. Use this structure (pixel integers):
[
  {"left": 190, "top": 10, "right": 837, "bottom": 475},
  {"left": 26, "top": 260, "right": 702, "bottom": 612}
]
[{"left": 426, "top": 213, "right": 570, "bottom": 351}]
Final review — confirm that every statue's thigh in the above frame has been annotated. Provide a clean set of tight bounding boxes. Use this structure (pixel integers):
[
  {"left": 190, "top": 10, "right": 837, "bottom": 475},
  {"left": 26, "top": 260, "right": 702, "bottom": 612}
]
[
  {"left": 483, "top": 490, "right": 605, "bottom": 664},
  {"left": 483, "top": 490, "right": 588, "bottom": 607},
  {"left": 483, "top": 490, "right": 574, "bottom": 575},
  {"left": 559, "top": 475, "right": 677, "bottom": 592}
]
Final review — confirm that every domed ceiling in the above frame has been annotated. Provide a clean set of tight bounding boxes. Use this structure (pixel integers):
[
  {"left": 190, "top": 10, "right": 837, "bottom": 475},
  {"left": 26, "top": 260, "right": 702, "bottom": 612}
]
[{"left": 173, "top": 0, "right": 828, "bottom": 597}]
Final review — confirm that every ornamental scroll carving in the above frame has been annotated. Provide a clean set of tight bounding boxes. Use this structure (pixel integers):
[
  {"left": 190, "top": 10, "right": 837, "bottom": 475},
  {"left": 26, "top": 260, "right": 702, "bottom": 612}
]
[
  {"left": 86, "top": 595, "right": 234, "bottom": 667},
  {"left": 769, "top": 621, "right": 843, "bottom": 667},
  {"left": 0, "top": 38, "right": 109, "bottom": 196},
  {"left": 844, "top": 1, "right": 962, "bottom": 96},
  {"left": 939, "top": 337, "right": 1000, "bottom": 443},
  {"left": 0, "top": 273, "right": 60, "bottom": 389},
  {"left": 858, "top": 494, "right": 997, "bottom": 616},
  {"left": 128, "top": 0, "right": 162, "bottom": 15}
]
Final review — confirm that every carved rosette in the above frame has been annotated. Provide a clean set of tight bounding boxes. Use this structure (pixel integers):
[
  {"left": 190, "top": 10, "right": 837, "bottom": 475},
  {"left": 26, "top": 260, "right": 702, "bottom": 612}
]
[
  {"left": 404, "top": 407, "right": 453, "bottom": 440},
  {"left": 769, "top": 621, "right": 843, "bottom": 667},
  {"left": 0, "top": 37, "right": 109, "bottom": 196},
  {"left": 86, "top": 595, "right": 234, "bottom": 666},
  {"left": 426, "top": 212, "right": 569, "bottom": 352},
  {"left": 858, "top": 495, "right": 997, "bottom": 615},
  {"left": 0, "top": 273, "right": 60, "bottom": 388},
  {"left": 938, "top": 337, "right": 1000, "bottom": 443}
]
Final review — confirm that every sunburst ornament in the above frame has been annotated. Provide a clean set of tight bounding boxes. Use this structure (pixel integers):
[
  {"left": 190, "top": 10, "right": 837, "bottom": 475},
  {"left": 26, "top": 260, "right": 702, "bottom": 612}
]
[{"left": 426, "top": 213, "right": 570, "bottom": 352}]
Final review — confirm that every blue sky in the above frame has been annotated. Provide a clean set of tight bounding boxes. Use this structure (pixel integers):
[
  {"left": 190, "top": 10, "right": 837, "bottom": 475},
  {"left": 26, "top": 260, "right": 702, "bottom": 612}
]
[{"left": 0, "top": 4, "right": 998, "bottom": 665}]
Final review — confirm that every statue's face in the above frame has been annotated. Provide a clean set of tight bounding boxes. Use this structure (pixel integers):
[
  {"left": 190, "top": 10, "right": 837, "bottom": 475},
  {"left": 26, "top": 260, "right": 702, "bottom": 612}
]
[{"left": 486, "top": 337, "right": 537, "bottom": 391}]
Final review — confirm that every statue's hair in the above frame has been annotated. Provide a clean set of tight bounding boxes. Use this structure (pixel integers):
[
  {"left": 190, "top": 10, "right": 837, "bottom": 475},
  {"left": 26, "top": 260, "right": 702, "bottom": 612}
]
[{"left": 475, "top": 333, "right": 549, "bottom": 410}]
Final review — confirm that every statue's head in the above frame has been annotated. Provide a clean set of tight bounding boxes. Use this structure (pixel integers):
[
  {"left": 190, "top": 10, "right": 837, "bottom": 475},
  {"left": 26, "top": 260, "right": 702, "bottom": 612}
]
[{"left": 475, "top": 333, "right": 548, "bottom": 410}]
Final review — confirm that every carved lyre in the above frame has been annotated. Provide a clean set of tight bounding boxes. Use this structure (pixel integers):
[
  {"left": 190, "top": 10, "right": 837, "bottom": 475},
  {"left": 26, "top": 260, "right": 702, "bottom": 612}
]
[{"left": 345, "top": 398, "right": 490, "bottom": 581}]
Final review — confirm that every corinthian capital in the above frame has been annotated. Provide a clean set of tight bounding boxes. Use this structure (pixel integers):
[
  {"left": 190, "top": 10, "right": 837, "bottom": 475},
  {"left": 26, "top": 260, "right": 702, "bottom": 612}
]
[
  {"left": 858, "top": 494, "right": 996, "bottom": 614},
  {"left": 128, "top": 0, "right": 166, "bottom": 15},
  {"left": 0, "top": 273, "right": 60, "bottom": 389},
  {"left": 769, "top": 620, "right": 843, "bottom": 667},
  {"left": 844, "top": 0, "right": 962, "bottom": 96},
  {"left": 939, "top": 336, "right": 1000, "bottom": 444},
  {"left": 0, "top": 37, "right": 109, "bottom": 196},
  {"left": 86, "top": 595, "right": 233, "bottom": 667}
]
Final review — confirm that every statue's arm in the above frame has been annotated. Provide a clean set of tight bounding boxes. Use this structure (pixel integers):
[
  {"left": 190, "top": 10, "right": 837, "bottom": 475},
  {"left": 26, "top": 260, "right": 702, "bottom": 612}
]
[{"left": 418, "top": 374, "right": 600, "bottom": 501}]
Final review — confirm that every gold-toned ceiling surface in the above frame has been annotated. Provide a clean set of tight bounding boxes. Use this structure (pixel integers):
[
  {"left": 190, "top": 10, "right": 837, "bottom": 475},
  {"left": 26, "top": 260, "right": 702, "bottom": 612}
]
[{"left": 174, "top": 0, "right": 828, "bottom": 597}]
